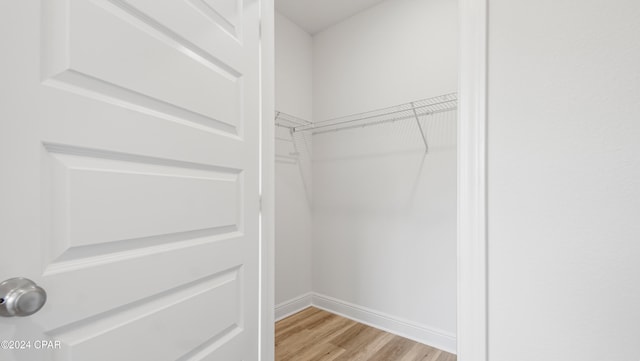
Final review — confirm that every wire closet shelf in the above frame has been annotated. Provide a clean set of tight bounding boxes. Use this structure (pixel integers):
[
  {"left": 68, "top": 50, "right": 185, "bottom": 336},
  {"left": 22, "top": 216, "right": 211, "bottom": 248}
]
[
  {"left": 274, "top": 112, "right": 312, "bottom": 130},
  {"left": 295, "top": 92, "right": 456, "bottom": 133},
  {"left": 274, "top": 92, "right": 457, "bottom": 152}
]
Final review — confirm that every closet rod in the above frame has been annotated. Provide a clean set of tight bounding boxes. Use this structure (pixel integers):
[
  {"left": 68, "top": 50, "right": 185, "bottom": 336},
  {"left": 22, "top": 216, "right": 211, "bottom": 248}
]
[
  {"left": 292, "top": 92, "right": 457, "bottom": 134},
  {"left": 307, "top": 106, "right": 456, "bottom": 137}
]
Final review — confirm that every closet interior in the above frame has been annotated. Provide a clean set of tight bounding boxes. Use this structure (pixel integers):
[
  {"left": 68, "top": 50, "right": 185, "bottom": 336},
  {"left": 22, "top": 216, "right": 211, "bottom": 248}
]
[{"left": 274, "top": 0, "right": 458, "bottom": 355}]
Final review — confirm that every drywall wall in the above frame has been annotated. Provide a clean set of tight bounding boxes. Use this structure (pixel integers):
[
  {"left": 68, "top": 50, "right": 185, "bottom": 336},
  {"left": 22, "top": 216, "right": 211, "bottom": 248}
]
[
  {"left": 275, "top": 13, "right": 313, "bottom": 120},
  {"left": 274, "top": 12, "right": 313, "bottom": 310},
  {"left": 487, "top": 0, "right": 640, "bottom": 359},
  {"left": 313, "top": 0, "right": 458, "bottom": 120},
  {"left": 311, "top": 0, "right": 458, "bottom": 352}
]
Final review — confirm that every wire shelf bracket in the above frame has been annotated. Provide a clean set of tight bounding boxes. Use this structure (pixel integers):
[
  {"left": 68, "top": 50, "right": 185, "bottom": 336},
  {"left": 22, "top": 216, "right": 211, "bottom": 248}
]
[
  {"left": 411, "top": 101, "right": 429, "bottom": 153},
  {"left": 274, "top": 111, "right": 312, "bottom": 130}
]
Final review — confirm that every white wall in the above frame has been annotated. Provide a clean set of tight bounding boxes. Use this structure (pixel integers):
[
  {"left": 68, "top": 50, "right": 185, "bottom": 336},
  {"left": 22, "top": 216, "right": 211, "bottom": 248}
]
[
  {"left": 311, "top": 0, "right": 458, "bottom": 351},
  {"left": 274, "top": 12, "right": 313, "bottom": 307},
  {"left": 275, "top": 13, "right": 313, "bottom": 120},
  {"left": 487, "top": 0, "right": 640, "bottom": 359},
  {"left": 313, "top": 0, "right": 458, "bottom": 120}
]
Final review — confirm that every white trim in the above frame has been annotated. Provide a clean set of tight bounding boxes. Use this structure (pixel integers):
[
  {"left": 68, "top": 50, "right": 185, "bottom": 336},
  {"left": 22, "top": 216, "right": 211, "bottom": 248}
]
[
  {"left": 311, "top": 293, "right": 457, "bottom": 355},
  {"left": 265, "top": 1, "right": 489, "bottom": 359},
  {"left": 275, "top": 293, "right": 313, "bottom": 321},
  {"left": 259, "top": 0, "right": 275, "bottom": 360},
  {"left": 458, "top": 0, "right": 489, "bottom": 360}
]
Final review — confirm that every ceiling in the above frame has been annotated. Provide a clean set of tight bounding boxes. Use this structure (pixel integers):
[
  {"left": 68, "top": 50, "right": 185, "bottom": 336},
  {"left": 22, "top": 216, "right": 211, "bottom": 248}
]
[{"left": 275, "top": 0, "right": 387, "bottom": 34}]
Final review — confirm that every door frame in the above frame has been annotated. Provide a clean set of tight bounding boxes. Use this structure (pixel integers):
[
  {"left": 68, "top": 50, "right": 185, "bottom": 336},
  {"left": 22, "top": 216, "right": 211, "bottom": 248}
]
[
  {"left": 458, "top": 0, "right": 489, "bottom": 360},
  {"left": 259, "top": 0, "right": 275, "bottom": 361},
  {"left": 258, "top": 0, "right": 489, "bottom": 359}
]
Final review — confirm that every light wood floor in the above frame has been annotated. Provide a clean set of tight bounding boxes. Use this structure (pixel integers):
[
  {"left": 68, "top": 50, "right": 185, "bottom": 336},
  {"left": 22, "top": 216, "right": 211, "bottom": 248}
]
[{"left": 275, "top": 307, "right": 456, "bottom": 361}]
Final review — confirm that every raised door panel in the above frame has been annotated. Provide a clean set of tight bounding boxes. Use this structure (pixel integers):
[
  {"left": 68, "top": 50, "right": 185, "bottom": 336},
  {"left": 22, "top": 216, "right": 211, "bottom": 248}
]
[
  {"left": 42, "top": 0, "right": 253, "bottom": 136},
  {"left": 48, "top": 268, "right": 242, "bottom": 361}
]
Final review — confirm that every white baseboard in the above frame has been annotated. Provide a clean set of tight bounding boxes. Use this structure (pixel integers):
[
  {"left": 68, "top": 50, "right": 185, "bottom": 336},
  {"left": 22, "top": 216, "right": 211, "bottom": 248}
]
[
  {"left": 311, "top": 293, "right": 457, "bottom": 355},
  {"left": 274, "top": 292, "right": 313, "bottom": 321}
]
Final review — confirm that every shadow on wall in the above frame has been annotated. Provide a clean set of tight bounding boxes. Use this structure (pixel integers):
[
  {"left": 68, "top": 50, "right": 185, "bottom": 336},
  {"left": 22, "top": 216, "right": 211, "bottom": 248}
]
[
  {"left": 311, "top": 108, "right": 458, "bottom": 329},
  {"left": 312, "top": 109, "right": 456, "bottom": 214}
]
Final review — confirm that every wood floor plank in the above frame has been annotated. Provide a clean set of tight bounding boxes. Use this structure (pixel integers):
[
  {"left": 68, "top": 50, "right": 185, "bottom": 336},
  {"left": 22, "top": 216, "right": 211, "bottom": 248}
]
[
  {"left": 330, "top": 323, "right": 375, "bottom": 348},
  {"left": 289, "top": 339, "right": 346, "bottom": 361},
  {"left": 275, "top": 307, "right": 456, "bottom": 361},
  {"left": 366, "top": 335, "right": 415, "bottom": 361},
  {"left": 277, "top": 307, "right": 336, "bottom": 343},
  {"left": 330, "top": 324, "right": 382, "bottom": 360},
  {"left": 278, "top": 314, "right": 355, "bottom": 361},
  {"left": 332, "top": 330, "right": 395, "bottom": 361},
  {"left": 276, "top": 307, "right": 324, "bottom": 337},
  {"left": 277, "top": 329, "right": 313, "bottom": 360},
  {"left": 399, "top": 343, "right": 442, "bottom": 361},
  {"left": 434, "top": 352, "right": 457, "bottom": 361}
]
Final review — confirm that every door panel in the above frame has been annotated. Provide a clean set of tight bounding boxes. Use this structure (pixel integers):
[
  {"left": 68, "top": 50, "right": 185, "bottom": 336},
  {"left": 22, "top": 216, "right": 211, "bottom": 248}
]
[
  {"left": 0, "top": 0, "right": 261, "bottom": 360},
  {"left": 46, "top": 147, "right": 240, "bottom": 250},
  {"left": 48, "top": 268, "right": 242, "bottom": 361},
  {"left": 43, "top": 0, "right": 247, "bottom": 135}
]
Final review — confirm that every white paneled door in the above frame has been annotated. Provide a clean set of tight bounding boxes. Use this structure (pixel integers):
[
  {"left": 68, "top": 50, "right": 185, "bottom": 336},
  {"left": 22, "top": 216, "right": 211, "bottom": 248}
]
[{"left": 0, "top": 1, "right": 265, "bottom": 360}]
